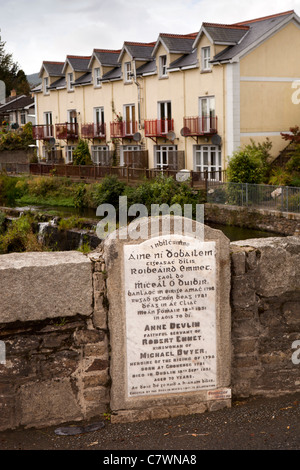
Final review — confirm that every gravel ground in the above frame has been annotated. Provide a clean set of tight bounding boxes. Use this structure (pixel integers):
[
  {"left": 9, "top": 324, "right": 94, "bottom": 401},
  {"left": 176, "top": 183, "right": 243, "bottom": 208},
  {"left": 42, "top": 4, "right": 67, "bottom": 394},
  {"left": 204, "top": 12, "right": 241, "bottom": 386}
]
[{"left": 0, "top": 392, "right": 299, "bottom": 455}]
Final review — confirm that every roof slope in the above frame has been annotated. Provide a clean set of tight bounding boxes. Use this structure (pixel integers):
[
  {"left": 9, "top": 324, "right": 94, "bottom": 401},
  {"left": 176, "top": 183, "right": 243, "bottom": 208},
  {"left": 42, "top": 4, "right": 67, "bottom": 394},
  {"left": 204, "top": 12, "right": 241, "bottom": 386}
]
[
  {"left": 92, "top": 49, "right": 121, "bottom": 66},
  {"left": 0, "top": 95, "right": 34, "bottom": 111},
  {"left": 39, "top": 61, "right": 64, "bottom": 78},
  {"left": 211, "top": 10, "right": 296, "bottom": 62}
]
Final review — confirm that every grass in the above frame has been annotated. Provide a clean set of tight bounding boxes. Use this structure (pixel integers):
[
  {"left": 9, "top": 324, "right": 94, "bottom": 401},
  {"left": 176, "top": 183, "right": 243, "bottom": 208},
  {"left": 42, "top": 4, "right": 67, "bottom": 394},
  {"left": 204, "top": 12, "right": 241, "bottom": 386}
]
[{"left": 15, "top": 194, "right": 75, "bottom": 208}]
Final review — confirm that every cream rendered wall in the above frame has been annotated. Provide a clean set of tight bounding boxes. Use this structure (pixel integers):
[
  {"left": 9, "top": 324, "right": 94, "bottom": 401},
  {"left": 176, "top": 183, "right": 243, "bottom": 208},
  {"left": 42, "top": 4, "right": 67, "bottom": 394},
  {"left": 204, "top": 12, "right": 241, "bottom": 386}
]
[
  {"left": 35, "top": 70, "right": 60, "bottom": 158},
  {"left": 141, "top": 43, "right": 186, "bottom": 168},
  {"left": 239, "top": 21, "right": 300, "bottom": 158}
]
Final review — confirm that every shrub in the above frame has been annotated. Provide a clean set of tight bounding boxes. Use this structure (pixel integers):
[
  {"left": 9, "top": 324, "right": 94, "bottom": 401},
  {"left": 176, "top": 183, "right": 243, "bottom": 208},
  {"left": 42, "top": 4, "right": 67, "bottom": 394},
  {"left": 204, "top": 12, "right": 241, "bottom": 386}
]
[
  {"left": 92, "top": 175, "right": 126, "bottom": 209},
  {"left": 73, "top": 183, "right": 87, "bottom": 209},
  {"left": 227, "top": 139, "right": 272, "bottom": 184},
  {"left": 73, "top": 139, "right": 93, "bottom": 165},
  {"left": 0, "top": 212, "right": 42, "bottom": 254},
  {"left": 0, "top": 172, "right": 27, "bottom": 205}
]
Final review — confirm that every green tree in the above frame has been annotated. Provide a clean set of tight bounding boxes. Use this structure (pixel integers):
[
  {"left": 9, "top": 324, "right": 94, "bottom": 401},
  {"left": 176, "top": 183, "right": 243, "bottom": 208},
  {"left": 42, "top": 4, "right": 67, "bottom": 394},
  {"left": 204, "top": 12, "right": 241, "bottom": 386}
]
[
  {"left": 73, "top": 139, "right": 93, "bottom": 165},
  {"left": 0, "top": 35, "right": 30, "bottom": 96},
  {"left": 227, "top": 139, "right": 272, "bottom": 184}
]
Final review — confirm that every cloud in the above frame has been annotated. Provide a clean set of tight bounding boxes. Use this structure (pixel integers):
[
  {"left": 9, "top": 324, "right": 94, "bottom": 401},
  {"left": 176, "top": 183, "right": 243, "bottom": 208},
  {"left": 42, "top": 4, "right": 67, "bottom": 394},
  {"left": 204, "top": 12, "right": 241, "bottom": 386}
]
[{"left": 0, "top": 0, "right": 298, "bottom": 74}]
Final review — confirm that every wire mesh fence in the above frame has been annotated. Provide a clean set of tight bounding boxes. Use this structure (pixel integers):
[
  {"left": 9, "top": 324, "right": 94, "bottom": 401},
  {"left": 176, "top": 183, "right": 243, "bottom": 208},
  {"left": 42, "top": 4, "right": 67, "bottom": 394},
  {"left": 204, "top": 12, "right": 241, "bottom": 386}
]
[{"left": 207, "top": 181, "right": 300, "bottom": 214}]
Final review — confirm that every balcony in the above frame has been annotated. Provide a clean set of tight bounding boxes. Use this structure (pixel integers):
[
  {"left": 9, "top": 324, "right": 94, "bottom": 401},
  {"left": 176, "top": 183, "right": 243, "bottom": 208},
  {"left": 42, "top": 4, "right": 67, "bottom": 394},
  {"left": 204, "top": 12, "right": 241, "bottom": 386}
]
[
  {"left": 110, "top": 121, "right": 138, "bottom": 139},
  {"left": 182, "top": 116, "right": 218, "bottom": 139},
  {"left": 32, "top": 125, "right": 54, "bottom": 141},
  {"left": 81, "top": 123, "right": 106, "bottom": 139},
  {"left": 55, "top": 123, "right": 79, "bottom": 141},
  {"left": 144, "top": 119, "right": 174, "bottom": 141}
]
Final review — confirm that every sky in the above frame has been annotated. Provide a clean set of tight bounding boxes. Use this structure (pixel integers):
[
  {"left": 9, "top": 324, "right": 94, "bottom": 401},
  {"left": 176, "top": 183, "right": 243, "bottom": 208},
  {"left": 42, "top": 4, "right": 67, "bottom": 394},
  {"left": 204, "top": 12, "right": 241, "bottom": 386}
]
[{"left": 1, "top": 0, "right": 299, "bottom": 75}]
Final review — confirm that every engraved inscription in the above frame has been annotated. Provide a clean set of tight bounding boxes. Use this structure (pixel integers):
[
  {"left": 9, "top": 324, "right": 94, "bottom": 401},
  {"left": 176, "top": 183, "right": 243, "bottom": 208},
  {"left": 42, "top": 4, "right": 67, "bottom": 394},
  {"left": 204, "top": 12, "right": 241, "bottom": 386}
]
[{"left": 124, "top": 235, "right": 217, "bottom": 397}]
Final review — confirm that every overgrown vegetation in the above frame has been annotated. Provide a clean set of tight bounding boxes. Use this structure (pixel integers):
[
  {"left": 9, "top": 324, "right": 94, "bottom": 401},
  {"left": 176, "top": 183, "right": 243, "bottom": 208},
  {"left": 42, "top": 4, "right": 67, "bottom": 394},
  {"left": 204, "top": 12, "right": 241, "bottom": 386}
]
[
  {"left": 0, "top": 212, "right": 43, "bottom": 254},
  {"left": 0, "top": 172, "right": 205, "bottom": 215},
  {"left": 227, "top": 134, "right": 300, "bottom": 187},
  {"left": 0, "top": 122, "right": 35, "bottom": 151},
  {"left": 227, "top": 139, "right": 272, "bottom": 184},
  {"left": 72, "top": 139, "right": 93, "bottom": 165}
]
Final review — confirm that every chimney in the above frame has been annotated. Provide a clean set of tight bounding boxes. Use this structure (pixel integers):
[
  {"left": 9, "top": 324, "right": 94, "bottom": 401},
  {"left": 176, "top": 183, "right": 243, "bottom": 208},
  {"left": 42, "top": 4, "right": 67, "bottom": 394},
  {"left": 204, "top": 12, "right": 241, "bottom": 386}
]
[{"left": 10, "top": 89, "right": 17, "bottom": 97}]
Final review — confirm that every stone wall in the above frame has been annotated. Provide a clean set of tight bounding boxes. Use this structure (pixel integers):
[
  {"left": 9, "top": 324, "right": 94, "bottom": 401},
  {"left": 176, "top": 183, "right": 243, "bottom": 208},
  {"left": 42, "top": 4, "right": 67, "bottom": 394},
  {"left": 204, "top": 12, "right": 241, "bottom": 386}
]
[
  {"left": 0, "top": 150, "right": 33, "bottom": 164},
  {"left": 230, "top": 236, "right": 300, "bottom": 397},
  {"left": 0, "top": 236, "right": 299, "bottom": 431},
  {"left": 205, "top": 203, "right": 300, "bottom": 236},
  {"left": 0, "top": 250, "right": 110, "bottom": 431}
]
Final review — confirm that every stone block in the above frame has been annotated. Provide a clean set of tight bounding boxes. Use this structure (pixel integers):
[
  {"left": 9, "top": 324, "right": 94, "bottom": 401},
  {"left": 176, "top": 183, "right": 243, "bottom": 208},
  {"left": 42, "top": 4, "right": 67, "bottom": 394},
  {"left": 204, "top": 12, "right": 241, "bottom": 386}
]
[
  {"left": 18, "top": 379, "right": 83, "bottom": 428},
  {"left": 104, "top": 216, "right": 231, "bottom": 421},
  {"left": 0, "top": 252, "right": 93, "bottom": 324}
]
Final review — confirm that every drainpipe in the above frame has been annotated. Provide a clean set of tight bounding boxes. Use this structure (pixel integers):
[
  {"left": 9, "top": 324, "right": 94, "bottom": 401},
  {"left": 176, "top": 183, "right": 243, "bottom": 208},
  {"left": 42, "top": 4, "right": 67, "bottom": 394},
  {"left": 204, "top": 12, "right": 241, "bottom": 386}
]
[
  {"left": 133, "top": 61, "right": 141, "bottom": 130},
  {"left": 34, "top": 92, "right": 39, "bottom": 159}
]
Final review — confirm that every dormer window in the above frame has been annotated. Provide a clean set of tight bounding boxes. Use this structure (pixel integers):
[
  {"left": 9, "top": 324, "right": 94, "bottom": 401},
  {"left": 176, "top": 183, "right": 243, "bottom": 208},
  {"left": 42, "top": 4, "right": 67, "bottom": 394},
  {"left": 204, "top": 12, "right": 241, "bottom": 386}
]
[
  {"left": 201, "top": 47, "right": 211, "bottom": 71},
  {"left": 94, "top": 67, "right": 101, "bottom": 87},
  {"left": 43, "top": 77, "right": 49, "bottom": 95},
  {"left": 159, "top": 55, "right": 168, "bottom": 78},
  {"left": 67, "top": 72, "right": 74, "bottom": 91},
  {"left": 124, "top": 62, "right": 132, "bottom": 83}
]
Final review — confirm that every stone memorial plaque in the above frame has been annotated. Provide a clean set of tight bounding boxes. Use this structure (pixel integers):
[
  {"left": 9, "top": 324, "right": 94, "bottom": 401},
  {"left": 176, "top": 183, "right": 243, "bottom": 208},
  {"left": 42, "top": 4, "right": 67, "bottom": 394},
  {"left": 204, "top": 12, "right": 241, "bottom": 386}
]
[
  {"left": 124, "top": 235, "right": 217, "bottom": 397},
  {"left": 104, "top": 216, "right": 231, "bottom": 422}
]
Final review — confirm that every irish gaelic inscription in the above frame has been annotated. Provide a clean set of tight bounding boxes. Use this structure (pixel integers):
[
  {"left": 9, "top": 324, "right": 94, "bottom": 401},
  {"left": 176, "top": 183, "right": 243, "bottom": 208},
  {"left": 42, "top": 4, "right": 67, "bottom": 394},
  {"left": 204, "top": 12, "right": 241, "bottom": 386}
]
[{"left": 124, "top": 235, "right": 217, "bottom": 397}]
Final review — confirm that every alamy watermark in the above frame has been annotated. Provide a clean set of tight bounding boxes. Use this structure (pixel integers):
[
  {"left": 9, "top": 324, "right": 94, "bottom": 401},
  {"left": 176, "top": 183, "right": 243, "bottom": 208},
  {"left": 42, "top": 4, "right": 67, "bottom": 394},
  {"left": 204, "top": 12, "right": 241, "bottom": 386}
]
[
  {"left": 95, "top": 197, "right": 204, "bottom": 240},
  {"left": 292, "top": 80, "right": 300, "bottom": 105},
  {"left": 0, "top": 80, "right": 6, "bottom": 105},
  {"left": 291, "top": 340, "right": 300, "bottom": 365},
  {"left": 0, "top": 340, "right": 5, "bottom": 365}
]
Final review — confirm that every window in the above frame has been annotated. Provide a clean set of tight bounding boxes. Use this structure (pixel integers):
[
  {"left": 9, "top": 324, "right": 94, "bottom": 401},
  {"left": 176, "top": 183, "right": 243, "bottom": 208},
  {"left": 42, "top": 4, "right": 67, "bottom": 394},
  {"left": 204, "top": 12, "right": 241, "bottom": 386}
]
[
  {"left": 158, "top": 101, "right": 172, "bottom": 134},
  {"left": 201, "top": 47, "right": 211, "bottom": 71},
  {"left": 194, "top": 145, "right": 222, "bottom": 179},
  {"left": 94, "top": 67, "right": 101, "bottom": 87},
  {"left": 66, "top": 145, "right": 76, "bottom": 164},
  {"left": 159, "top": 55, "right": 167, "bottom": 78},
  {"left": 155, "top": 145, "right": 177, "bottom": 170},
  {"left": 67, "top": 72, "right": 74, "bottom": 91},
  {"left": 91, "top": 145, "right": 110, "bottom": 165},
  {"left": 123, "top": 104, "right": 136, "bottom": 135},
  {"left": 199, "top": 96, "right": 215, "bottom": 132},
  {"left": 124, "top": 62, "right": 132, "bottom": 83},
  {"left": 94, "top": 107, "right": 105, "bottom": 136},
  {"left": 20, "top": 111, "right": 26, "bottom": 125},
  {"left": 120, "top": 145, "right": 141, "bottom": 166},
  {"left": 43, "top": 77, "right": 49, "bottom": 95},
  {"left": 68, "top": 109, "right": 77, "bottom": 123},
  {"left": 44, "top": 112, "right": 53, "bottom": 138},
  {"left": 42, "top": 145, "right": 56, "bottom": 161}
]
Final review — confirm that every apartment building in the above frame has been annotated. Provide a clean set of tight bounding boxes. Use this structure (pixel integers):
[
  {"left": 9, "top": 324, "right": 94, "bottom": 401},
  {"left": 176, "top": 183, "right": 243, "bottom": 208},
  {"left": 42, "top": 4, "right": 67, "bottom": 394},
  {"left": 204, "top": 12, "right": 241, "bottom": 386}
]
[{"left": 33, "top": 10, "right": 300, "bottom": 173}]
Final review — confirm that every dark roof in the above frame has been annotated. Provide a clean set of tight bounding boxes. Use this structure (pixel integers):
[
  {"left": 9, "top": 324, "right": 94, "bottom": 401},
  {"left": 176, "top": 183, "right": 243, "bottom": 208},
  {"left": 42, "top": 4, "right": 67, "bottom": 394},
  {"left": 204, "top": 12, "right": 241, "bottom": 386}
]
[
  {"left": 156, "top": 33, "right": 197, "bottom": 54},
  {"left": 40, "top": 61, "right": 64, "bottom": 78},
  {"left": 169, "top": 49, "right": 198, "bottom": 69},
  {"left": 136, "top": 60, "right": 157, "bottom": 76},
  {"left": 203, "top": 24, "right": 249, "bottom": 44},
  {"left": 65, "top": 56, "right": 91, "bottom": 72},
  {"left": 211, "top": 10, "right": 295, "bottom": 62},
  {"left": 101, "top": 66, "right": 122, "bottom": 82},
  {"left": 48, "top": 77, "right": 66, "bottom": 90},
  {"left": 74, "top": 72, "right": 92, "bottom": 86},
  {"left": 92, "top": 50, "right": 120, "bottom": 66},
  {"left": 0, "top": 95, "right": 34, "bottom": 112},
  {"left": 123, "top": 42, "right": 155, "bottom": 60}
]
